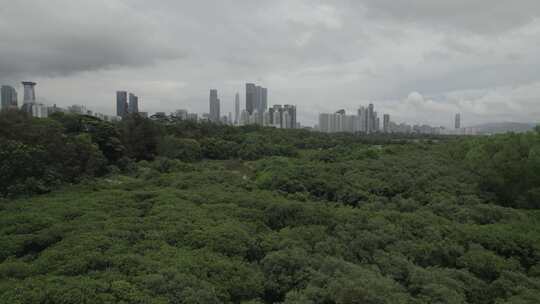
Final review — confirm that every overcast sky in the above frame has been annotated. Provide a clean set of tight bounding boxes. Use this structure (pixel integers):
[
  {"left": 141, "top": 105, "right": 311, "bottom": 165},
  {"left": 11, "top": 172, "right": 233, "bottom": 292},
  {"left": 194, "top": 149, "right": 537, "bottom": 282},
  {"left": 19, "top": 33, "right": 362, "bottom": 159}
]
[{"left": 1, "top": 0, "right": 540, "bottom": 127}]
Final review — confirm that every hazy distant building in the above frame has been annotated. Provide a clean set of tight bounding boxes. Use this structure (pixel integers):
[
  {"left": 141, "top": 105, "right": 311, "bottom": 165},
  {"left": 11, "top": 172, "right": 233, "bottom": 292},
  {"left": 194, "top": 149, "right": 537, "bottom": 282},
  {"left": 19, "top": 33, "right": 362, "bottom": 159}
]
[
  {"left": 366, "top": 104, "right": 375, "bottom": 133},
  {"left": 240, "top": 110, "right": 249, "bottom": 126},
  {"left": 174, "top": 109, "right": 189, "bottom": 120},
  {"left": 270, "top": 105, "right": 283, "bottom": 128},
  {"left": 1, "top": 85, "right": 18, "bottom": 110},
  {"left": 150, "top": 112, "right": 168, "bottom": 121},
  {"left": 20, "top": 82, "right": 47, "bottom": 117},
  {"left": 246, "top": 83, "right": 256, "bottom": 115},
  {"left": 358, "top": 106, "right": 367, "bottom": 132},
  {"left": 383, "top": 114, "right": 390, "bottom": 133},
  {"left": 283, "top": 105, "right": 296, "bottom": 129},
  {"left": 343, "top": 114, "right": 355, "bottom": 133},
  {"left": 68, "top": 104, "right": 88, "bottom": 115},
  {"left": 455, "top": 113, "right": 461, "bottom": 129},
  {"left": 246, "top": 83, "right": 268, "bottom": 115},
  {"left": 260, "top": 87, "right": 268, "bottom": 113},
  {"left": 22, "top": 82, "right": 36, "bottom": 103},
  {"left": 319, "top": 113, "right": 331, "bottom": 133},
  {"left": 47, "top": 104, "right": 67, "bottom": 115},
  {"left": 21, "top": 81, "right": 37, "bottom": 114},
  {"left": 31, "top": 103, "right": 48, "bottom": 118},
  {"left": 209, "top": 89, "right": 220, "bottom": 122},
  {"left": 128, "top": 93, "right": 139, "bottom": 114},
  {"left": 263, "top": 111, "right": 271, "bottom": 126},
  {"left": 116, "top": 91, "right": 128, "bottom": 117},
  {"left": 319, "top": 104, "right": 387, "bottom": 134},
  {"left": 234, "top": 93, "right": 240, "bottom": 125}
]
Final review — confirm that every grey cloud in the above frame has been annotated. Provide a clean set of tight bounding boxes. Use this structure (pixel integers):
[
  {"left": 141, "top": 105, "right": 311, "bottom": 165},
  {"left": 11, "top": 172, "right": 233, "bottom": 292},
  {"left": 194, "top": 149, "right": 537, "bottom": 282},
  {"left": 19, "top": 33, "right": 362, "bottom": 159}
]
[
  {"left": 353, "top": 0, "right": 540, "bottom": 34},
  {"left": 1, "top": 0, "right": 540, "bottom": 127},
  {"left": 0, "top": 0, "right": 185, "bottom": 79}
]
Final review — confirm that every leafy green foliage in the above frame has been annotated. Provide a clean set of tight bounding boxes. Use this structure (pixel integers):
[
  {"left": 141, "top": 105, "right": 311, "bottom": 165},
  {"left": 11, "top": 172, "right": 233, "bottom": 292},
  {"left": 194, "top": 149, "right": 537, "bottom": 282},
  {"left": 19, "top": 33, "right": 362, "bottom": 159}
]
[{"left": 1, "top": 109, "right": 540, "bottom": 303}]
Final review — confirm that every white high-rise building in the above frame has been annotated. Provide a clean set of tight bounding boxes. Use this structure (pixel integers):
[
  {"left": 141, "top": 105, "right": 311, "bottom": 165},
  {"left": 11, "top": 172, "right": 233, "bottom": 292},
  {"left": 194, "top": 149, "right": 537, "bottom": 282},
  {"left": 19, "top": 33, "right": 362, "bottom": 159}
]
[
  {"left": 273, "top": 110, "right": 282, "bottom": 128},
  {"left": 240, "top": 110, "right": 249, "bottom": 126},
  {"left": 263, "top": 111, "right": 271, "bottom": 126},
  {"left": 31, "top": 103, "right": 48, "bottom": 118},
  {"left": 283, "top": 111, "right": 291, "bottom": 129}
]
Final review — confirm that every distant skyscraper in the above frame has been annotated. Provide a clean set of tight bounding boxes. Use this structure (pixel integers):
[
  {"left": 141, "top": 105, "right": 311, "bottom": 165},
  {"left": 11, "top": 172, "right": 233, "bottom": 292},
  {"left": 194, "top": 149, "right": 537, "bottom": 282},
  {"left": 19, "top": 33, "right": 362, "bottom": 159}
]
[
  {"left": 455, "top": 113, "right": 461, "bottom": 129},
  {"left": 209, "top": 89, "right": 220, "bottom": 122},
  {"left": 246, "top": 83, "right": 267, "bottom": 115},
  {"left": 20, "top": 82, "right": 38, "bottom": 114},
  {"left": 246, "top": 83, "right": 256, "bottom": 115},
  {"left": 234, "top": 93, "right": 240, "bottom": 124},
  {"left": 367, "top": 103, "right": 375, "bottom": 133},
  {"left": 255, "top": 86, "right": 262, "bottom": 112},
  {"left": 116, "top": 91, "right": 128, "bottom": 117},
  {"left": 358, "top": 106, "right": 367, "bottom": 132},
  {"left": 22, "top": 82, "right": 36, "bottom": 103},
  {"left": 1, "top": 85, "right": 18, "bottom": 110},
  {"left": 283, "top": 105, "right": 296, "bottom": 129},
  {"left": 283, "top": 111, "right": 291, "bottom": 129},
  {"left": 128, "top": 93, "right": 139, "bottom": 114},
  {"left": 260, "top": 87, "right": 268, "bottom": 113},
  {"left": 383, "top": 114, "right": 390, "bottom": 133},
  {"left": 319, "top": 113, "right": 331, "bottom": 133}
]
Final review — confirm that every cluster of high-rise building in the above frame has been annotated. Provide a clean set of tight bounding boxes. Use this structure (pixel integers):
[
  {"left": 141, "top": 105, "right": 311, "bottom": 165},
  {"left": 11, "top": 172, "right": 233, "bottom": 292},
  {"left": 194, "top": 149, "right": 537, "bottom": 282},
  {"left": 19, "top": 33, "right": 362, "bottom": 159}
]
[
  {"left": 206, "top": 83, "right": 298, "bottom": 129},
  {"left": 3, "top": 81, "right": 477, "bottom": 136},
  {"left": 318, "top": 104, "right": 382, "bottom": 133},
  {"left": 245, "top": 83, "right": 267, "bottom": 116},
  {"left": 116, "top": 91, "right": 143, "bottom": 118},
  {"left": 318, "top": 104, "right": 455, "bottom": 135},
  {"left": 1, "top": 81, "right": 120, "bottom": 121}
]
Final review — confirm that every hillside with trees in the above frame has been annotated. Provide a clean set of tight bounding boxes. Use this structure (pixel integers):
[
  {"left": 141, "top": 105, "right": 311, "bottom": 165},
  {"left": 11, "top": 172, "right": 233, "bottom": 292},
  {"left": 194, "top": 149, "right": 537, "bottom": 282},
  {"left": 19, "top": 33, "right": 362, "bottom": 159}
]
[{"left": 1, "top": 110, "right": 539, "bottom": 303}]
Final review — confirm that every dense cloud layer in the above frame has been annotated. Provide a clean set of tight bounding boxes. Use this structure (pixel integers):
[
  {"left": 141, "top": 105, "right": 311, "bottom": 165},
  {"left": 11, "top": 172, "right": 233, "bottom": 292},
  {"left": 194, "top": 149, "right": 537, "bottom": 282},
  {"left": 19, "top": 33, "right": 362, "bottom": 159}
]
[{"left": 1, "top": 0, "right": 539, "bottom": 126}]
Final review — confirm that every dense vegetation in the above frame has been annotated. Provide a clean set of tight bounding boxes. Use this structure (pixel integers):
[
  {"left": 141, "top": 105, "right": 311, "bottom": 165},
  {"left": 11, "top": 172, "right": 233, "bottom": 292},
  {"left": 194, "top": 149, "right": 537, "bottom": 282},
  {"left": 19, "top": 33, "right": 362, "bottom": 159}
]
[{"left": 1, "top": 109, "right": 539, "bottom": 303}]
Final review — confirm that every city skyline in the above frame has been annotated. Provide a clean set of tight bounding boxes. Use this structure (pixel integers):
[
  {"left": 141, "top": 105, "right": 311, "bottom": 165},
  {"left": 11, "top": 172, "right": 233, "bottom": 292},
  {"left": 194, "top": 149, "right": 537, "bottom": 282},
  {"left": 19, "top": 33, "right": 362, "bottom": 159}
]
[
  {"left": 3, "top": 78, "right": 536, "bottom": 129},
  {"left": 0, "top": 79, "right": 525, "bottom": 130},
  {"left": 1, "top": 79, "right": 534, "bottom": 135},
  {"left": 1, "top": 1, "right": 540, "bottom": 127}
]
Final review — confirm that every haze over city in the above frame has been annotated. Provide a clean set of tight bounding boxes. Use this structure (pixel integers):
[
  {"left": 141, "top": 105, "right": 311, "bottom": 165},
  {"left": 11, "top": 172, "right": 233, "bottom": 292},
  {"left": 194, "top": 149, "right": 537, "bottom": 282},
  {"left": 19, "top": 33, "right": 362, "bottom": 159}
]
[{"left": 1, "top": 0, "right": 540, "bottom": 127}]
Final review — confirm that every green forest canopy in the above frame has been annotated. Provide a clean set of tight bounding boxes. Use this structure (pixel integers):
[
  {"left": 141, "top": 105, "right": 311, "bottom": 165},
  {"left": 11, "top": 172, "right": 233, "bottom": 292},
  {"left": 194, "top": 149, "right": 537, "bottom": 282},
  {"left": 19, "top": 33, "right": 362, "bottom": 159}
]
[{"left": 1, "top": 110, "right": 539, "bottom": 303}]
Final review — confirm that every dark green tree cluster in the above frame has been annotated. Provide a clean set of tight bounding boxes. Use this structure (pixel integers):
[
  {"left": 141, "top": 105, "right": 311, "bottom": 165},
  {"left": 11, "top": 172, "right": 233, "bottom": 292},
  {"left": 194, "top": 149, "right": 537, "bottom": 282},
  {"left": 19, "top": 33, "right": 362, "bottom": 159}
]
[
  {"left": 2, "top": 109, "right": 540, "bottom": 303},
  {"left": 0, "top": 110, "right": 108, "bottom": 197},
  {"left": 2, "top": 111, "right": 405, "bottom": 197},
  {"left": 1, "top": 124, "right": 540, "bottom": 303},
  {"left": 449, "top": 131, "right": 540, "bottom": 209}
]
